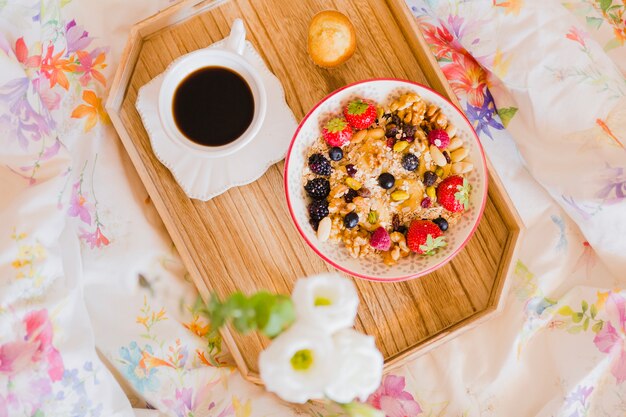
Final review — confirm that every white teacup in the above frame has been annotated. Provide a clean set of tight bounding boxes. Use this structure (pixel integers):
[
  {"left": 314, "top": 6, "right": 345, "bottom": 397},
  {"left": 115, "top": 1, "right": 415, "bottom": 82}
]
[{"left": 158, "top": 19, "right": 267, "bottom": 158}]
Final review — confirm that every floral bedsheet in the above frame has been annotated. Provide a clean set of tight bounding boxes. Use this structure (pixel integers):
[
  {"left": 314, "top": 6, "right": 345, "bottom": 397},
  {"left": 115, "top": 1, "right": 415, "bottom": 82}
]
[{"left": 1, "top": 0, "right": 625, "bottom": 416}]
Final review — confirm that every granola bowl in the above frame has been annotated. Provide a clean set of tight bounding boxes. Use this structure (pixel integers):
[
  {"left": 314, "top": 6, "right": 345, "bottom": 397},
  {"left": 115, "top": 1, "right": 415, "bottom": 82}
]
[{"left": 284, "top": 79, "right": 488, "bottom": 282}]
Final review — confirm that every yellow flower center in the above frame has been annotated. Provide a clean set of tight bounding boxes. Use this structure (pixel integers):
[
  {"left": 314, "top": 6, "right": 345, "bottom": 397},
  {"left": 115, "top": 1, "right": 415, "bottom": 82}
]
[
  {"left": 314, "top": 296, "right": 333, "bottom": 306},
  {"left": 290, "top": 349, "right": 314, "bottom": 371}
]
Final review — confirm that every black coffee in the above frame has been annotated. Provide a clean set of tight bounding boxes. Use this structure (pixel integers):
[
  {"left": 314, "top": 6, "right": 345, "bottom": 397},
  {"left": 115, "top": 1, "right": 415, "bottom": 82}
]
[{"left": 172, "top": 66, "right": 254, "bottom": 147}]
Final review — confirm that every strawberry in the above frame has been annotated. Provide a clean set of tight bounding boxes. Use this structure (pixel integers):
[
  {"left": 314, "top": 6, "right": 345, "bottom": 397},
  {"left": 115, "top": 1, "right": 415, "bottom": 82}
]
[
  {"left": 370, "top": 227, "right": 391, "bottom": 251},
  {"left": 343, "top": 99, "right": 377, "bottom": 130},
  {"left": 322, "top": 118, "right": 353, "bottom": 147},
  {"left": 428, "top": 129, "right": 450, "bottom": 149},
  {"left": 437, "top": 175, "right": 471, "bottom": 213},
  {"left": 406, "top": 220, "right": 447, "bottom": 255}
]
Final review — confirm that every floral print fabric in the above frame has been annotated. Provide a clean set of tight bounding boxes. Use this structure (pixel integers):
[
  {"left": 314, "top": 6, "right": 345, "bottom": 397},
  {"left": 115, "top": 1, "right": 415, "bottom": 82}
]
[{"left": 1, "top": 0, "right": 626, "bottom": 417}]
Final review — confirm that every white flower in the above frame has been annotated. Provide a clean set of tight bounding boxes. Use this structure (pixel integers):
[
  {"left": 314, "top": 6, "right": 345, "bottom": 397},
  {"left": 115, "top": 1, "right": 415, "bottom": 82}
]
[
  {"left": 325, "top": 329, "right": 384, "bottom": 403},
  {"left": 259, "top": 323, "right": 335, "bottom": 403},
  {"left": 291, "top": 274, "right": 359, "bottom": 334}
]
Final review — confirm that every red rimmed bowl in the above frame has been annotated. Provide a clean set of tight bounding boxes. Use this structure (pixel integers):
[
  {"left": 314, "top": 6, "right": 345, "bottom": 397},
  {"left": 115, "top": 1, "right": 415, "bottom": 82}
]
[{"left": 284, "top": 79, "right": 488, "bottom": 282}]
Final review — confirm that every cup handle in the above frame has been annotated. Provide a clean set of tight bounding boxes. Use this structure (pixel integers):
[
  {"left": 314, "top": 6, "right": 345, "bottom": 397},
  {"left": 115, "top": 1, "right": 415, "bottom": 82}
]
[{"left": 225, "top": 18, "right": 246, "bottom": 56}]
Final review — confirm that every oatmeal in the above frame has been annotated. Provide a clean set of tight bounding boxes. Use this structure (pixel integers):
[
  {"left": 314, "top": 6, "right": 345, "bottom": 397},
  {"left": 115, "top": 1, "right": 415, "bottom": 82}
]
[{"left": 302, "top": 93, "right": 473, "bottom": 265}]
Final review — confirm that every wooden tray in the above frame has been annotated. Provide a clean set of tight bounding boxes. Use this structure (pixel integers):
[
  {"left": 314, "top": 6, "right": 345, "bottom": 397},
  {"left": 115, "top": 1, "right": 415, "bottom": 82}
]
[{"left": 106, "top": 0, "right": 523, "bottom": 383}]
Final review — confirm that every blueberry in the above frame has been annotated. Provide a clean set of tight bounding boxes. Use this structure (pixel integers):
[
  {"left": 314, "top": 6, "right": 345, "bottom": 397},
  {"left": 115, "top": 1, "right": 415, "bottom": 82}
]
[
  {"left": 304, "top": 178, "right": 330, "bottom": 199},
  {"left": 423, "top": 171, "right": 438, "bottom": 187},
  {"left": 345, "top": 164, "right": 357, "bottom": 177},
  {"left": 433, "top": 217, "right": 449, "bottom": 232},
  {"left": 378, "top": 173, "right": 395, "bottom": 189},
  {"left": 329, "top": 147, "right": 343, "bottom": 161},
  {"left": 308, "top": 154, "right": 332, "bottom": 176},
  {"left": 402, "top": 153, "right": 419, "bottom": 171},
  {"left": 344, "top": 212, "right": 359, "bottom": 229},
  {"left": 344, "top": 188, "right": 358, "bottom": 203}
]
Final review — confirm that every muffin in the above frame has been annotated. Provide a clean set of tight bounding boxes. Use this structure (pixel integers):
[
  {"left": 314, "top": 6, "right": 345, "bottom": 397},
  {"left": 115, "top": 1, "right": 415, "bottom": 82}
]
[{"left": 307, "top": 10, "right": 356, "bottom": 68}]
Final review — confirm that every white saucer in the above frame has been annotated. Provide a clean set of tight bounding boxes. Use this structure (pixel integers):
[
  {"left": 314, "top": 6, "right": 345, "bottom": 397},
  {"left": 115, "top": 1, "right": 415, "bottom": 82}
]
[{"left": 136, "top": 40, "right": 297, "bottom": 201}]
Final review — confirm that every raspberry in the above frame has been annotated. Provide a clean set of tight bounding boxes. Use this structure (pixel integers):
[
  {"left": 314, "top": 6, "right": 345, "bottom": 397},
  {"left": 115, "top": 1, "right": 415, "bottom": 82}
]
[
  {"left": 370, "top": 227, "right": 391, "bottom": 251},
  {"left": 428, "top": 129, "right": 450, "bottom": 149}
]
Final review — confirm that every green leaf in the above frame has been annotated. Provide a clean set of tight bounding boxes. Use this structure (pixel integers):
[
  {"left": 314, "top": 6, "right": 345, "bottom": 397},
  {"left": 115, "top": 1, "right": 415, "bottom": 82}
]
[
  {"left": 581, "top": 300, "right": 588, "bottom": 313},
  {"left": 419, "top": 234, "right": 447, "bottom": 255},
  {"left": 558, "top": 305, "right": 574, "bottom": 316},
  {"left": 572, "top": 312, "right": 584, "bottom": 323},
  {"left": 259, "top": 295, "right": 296, "bottom": 338},
  {"left": 592, "top": 321, "right": 604, "bottom": 333},
  {"left": 604, "top": 38, "right": 622, "bottom": 52},
  {"left": 583, "top": 317, "right": 590, "bottom": 331},
  {"left": 590, "top": 304, "right": 598, "bottom": 319},
  {"left": 600, "top": 0, "right": 611, "bottom": 12},
  {"left": 585, "top": 16, "right": 603, "bottom": 29},
  {"left": 568, "top": 325, "right": 584, "bottom": 334},
  {"left": 454, "top": 179, "right": 472, "bottom": 210},
  {"left": 497, "top": 107, "right": 518, "bottom": 128}
]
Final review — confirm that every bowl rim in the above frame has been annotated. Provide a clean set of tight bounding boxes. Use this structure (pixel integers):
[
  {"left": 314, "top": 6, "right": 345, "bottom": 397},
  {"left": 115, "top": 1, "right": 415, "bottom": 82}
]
[{"left": 283, "top": 78, "right": 489, "bottom": 282}]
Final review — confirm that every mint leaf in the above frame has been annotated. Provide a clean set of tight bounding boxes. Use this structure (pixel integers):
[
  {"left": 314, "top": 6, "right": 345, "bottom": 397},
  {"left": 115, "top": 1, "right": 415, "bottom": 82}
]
[
  {"left": 419, "top": 234, "right": 447, "bottom": 255},
  {"left": 600, "top": 0, "right": 611, "bottom": 12},
  {"left": 454, "top": 179, "right": 472, "bottom": 210}
]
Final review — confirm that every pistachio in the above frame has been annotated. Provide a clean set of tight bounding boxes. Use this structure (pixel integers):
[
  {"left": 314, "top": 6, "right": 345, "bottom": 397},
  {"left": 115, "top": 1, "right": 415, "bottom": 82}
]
[
  {"left": 429, "top": 144, "right": 447, "bottom": 167},
  {"left": 426, "top": 186, "right": 436, "bottom": 200},
  {"left": 345, "top": 177, "right": 362, "bottom": 190},
  {"left": 367, "top": 210, "right": 379, "bottom": 224},
  {"left": 391, "top": 190, "right": 410, "bottom": 202},
  {"left": 435, "top": 167, "right": 444, "bottom": 177},
  {"left": 393, "top": 140, "right": 410, "bottom": 152}
]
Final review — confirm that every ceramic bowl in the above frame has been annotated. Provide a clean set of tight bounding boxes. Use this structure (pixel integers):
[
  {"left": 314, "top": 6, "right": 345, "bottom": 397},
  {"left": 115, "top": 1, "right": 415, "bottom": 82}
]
[{"left": 284, "top": 79, "right": 488, "bottom": 282}]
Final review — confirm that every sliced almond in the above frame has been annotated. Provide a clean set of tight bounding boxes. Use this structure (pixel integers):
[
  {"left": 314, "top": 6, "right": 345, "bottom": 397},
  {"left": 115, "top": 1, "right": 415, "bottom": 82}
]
[
  {"left": 448, "top": 137, "right": 463, "bottom": 151},
  {"left": 429, "top": 144, "right": 447, "bottom": 167},
  {"left": 451, "top": 161, "right": 474, "bottom": 174},
  {"left": 368, "top": 127, "right": 385, "bottom": 139},
  {"left": 352, "top": 129, "right": 368, "bottom": 143},
  {"left": 450, "top": 147, "right": 469, "bottom": 163},
  {"left": 317, "top": 217, "right": 332, "bottom": 242}
]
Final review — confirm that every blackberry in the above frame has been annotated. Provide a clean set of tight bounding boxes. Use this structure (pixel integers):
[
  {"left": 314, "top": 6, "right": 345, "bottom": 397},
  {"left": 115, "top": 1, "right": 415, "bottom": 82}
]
[
  {"left": 423, "top": 171, "right": 438, "bottom": 187},
  {"left": 308, "top": 199, "right": 329, "bottom": 222},
  {"left": 329, "top": 147, "right": 343, "bottom": 161},
  {"left": 344, "top": 188, "right": 358, "bottom": 203},
  {"left": 433, "top": 217, "right": 449, "bottom": 232},
  {"left": 304, "top": 178, "right": 330, "bottom": 199},
  {"left": 308, "top": 153, "right": 331, "bottom": 176},
  {"left": 309, "top": 219, "right": 320, "bottom": 231},
  {"left": 402, "top": 153, "right": 419, "bottom": 171}
]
